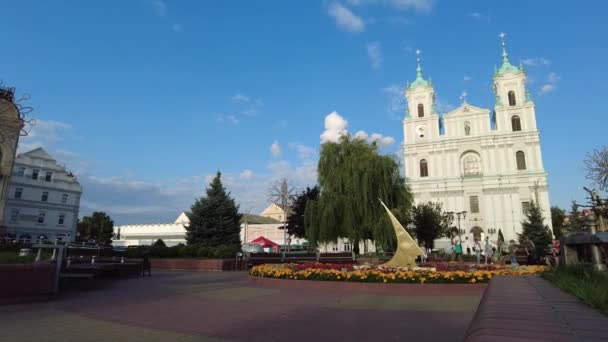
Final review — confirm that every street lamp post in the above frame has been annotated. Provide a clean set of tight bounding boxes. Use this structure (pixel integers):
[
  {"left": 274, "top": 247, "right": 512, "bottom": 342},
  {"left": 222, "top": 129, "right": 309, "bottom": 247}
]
[{"left": 447, "top": 211, "right": 466, "bottom": 262}]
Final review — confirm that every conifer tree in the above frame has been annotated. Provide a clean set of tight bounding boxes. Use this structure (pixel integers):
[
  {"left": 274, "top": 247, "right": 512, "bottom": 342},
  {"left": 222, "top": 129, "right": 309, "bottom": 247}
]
[
  {"left": 518, "top": 201, "right": 552, "bottom": 248},
  {"left": 186, "top": 172, "right": 242, "bottom": 247}
]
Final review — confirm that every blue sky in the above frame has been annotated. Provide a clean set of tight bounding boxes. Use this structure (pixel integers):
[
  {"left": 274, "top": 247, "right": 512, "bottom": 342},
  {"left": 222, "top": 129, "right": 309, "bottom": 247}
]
[{"left": 2, "top": 0, "right": 606, "bottom": 224}]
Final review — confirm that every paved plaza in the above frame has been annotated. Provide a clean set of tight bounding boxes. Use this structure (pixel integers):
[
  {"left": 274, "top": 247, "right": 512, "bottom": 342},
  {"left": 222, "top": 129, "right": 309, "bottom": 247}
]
[{"left": 0, "top": 271, "right": 484, "bottom": 341}]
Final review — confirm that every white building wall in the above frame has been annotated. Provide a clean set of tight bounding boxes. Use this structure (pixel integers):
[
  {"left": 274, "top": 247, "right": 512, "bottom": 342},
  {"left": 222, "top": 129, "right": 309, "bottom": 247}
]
[
  {"left": 403, "top": 54, "right": 552, "bottom": 252},
  {"left": 3, "top": 148, "right": 82, "bottom": 243}
]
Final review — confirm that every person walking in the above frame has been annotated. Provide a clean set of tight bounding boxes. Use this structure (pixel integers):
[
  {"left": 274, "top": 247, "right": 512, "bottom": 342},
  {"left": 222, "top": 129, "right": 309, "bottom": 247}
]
[
  {"left": 484, "top": 236, "right": 494, "bottom": 264},
  {"left": 508, "top": 240, "right": 518, "bottom": 265},
  {"left": 451, "top": 234, "right": 463, "bottom": 263},
  {"left": 474, "top": 239, "right": 482, "bottom": 265}
]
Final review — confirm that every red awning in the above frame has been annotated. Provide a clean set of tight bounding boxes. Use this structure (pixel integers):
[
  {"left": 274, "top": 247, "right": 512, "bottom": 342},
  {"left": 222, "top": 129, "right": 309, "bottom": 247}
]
[{"left": 250, "top": 236, "right": 280, "bottom": 248}]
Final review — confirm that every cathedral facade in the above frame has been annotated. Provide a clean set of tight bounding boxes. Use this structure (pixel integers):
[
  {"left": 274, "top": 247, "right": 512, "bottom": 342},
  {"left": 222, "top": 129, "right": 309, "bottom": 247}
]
[{"left": 403, "top": 38, "right": 552, "bottom": 250}]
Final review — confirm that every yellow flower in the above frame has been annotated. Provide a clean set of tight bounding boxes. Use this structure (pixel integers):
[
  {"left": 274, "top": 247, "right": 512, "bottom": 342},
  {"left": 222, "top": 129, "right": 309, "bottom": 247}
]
[{"left": 470, "top": 278, "right": 477, "bottom": 283}]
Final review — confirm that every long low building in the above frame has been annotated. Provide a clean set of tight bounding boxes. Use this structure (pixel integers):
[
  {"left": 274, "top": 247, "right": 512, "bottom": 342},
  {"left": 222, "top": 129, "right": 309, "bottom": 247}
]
[{"left": 112, "top": 203, "right": 376, "bottom": 253}]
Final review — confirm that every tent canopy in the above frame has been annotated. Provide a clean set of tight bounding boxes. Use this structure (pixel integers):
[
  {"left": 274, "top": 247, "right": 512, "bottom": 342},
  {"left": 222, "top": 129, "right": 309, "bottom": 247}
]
[{"left": 250, "top": 236, "right": 280, "bottom": 248}]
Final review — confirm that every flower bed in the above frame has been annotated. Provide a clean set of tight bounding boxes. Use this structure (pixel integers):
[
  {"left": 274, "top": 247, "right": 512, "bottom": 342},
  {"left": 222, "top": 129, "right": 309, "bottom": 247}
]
[{"left": 249, "top": 263, "right": 547, "bottom": 284}]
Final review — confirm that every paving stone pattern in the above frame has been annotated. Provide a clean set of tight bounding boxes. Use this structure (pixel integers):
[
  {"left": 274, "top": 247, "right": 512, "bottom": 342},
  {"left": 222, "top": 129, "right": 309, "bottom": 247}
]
[
  {"left": 464, "top": 275, "right": 608, "bottom": 342},
  {"left": 0, "top": 271, "right": 483, "bottom": 342}
]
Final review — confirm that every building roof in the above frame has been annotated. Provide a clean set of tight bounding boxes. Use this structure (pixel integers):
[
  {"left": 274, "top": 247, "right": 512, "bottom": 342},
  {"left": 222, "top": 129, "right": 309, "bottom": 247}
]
[
  {"left": 18, "top": 147, "right": 56, "bottom": 161},
  {"left": 241, "top": 214, "right": 280, "bottom": 224}
]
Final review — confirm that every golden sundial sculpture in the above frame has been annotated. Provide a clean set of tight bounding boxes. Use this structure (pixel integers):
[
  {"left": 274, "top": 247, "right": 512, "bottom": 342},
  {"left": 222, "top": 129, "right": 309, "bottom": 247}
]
[{"left": 378, "top": 199, "right": 424, "bottom": 268}]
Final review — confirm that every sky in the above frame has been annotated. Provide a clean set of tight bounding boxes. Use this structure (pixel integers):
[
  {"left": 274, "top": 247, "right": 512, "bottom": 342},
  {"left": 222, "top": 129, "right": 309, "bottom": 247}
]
[{"left": 1, "top": 0, "right": 606, "bottom": 225}]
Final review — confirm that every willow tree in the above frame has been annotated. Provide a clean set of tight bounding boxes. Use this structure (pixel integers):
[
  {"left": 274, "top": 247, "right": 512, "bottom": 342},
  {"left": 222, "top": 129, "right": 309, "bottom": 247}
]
[{"left": 305, "top": 136, "right": 412, "bottom": 253}]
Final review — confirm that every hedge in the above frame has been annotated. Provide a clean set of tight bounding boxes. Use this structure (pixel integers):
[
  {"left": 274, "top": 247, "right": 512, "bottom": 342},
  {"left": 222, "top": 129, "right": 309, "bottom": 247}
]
[{"left": 124, "top": 244, "right": 241, "bottom": 259}]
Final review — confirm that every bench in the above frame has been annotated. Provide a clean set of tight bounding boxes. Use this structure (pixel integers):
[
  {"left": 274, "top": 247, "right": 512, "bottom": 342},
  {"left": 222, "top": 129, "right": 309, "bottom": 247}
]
[{"left": 464, "top": 275, "right": 608, "bottom": 341}]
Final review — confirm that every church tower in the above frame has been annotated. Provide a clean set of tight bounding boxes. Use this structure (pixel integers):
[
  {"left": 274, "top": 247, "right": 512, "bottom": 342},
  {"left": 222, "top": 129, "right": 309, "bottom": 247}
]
[
  {"left": 403, "top": 51, "right": 441, "bottom": 182},
  {"left": 493, "top": 33, "right": 537, "bottom": 134},
  {"left": 403, "top": 50, "right": 440, "bottom": 144}
]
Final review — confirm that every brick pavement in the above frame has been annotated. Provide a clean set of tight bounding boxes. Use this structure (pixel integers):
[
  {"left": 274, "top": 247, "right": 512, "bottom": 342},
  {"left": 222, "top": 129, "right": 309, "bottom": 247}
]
[
  {"left": 464, "top": 275, "right": 608, "bottom": 342},
  {"left": 0, "top": 270, "right": 484, "bottom": 342}
]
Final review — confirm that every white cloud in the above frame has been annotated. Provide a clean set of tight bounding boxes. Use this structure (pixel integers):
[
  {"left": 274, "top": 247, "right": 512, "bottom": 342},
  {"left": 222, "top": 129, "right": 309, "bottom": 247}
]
[
  {"left": 327, "top": 3, "right": 365, "bottom": 33},
  {"left": 540, "top": 84, "right": 556, "bottom": 94},
  {"left": 320, "top": 112, "right": 395, "bottom": 148},
  {"left": 522, "top": 57, "right": 551, "bottom": 67},
  {"left": 463, "top": 75, "right": 472, "bottom": 82},
  {"left": 354, "top": 130, "right": 368, "bottom": 140},
  {"left": 348, "top": 0, "right": 433, "bottom": 12},
  {"left": 150, "top": 0, "right": 167, "bottom": 17},
  {"left": 289, "top": 143, "right": 316, "bottom": 160},
  {"left": 390, "top": 0, "right": 433, "bottom": 11},
  {"left": 547, "top": 72, "right": 560, "bottom": 83},
  {"left": 320, "top": 111, "right": 349, "bottom": 143},
  {"left": 232, "top": 93, "right": 250, "bottom": 103},
  {"left": 369, "top": 133, "right": 396, "bottom": 148},
  {"left": 240, "top": 169, "right": 255, "bottom": 180},
  {"left": 468, "top": 12, "right": 491, "bottom": 22},
  {"left": 539, "top": 72, "right": 560, "bottom": 94},
  {"left": 271, "top": 140, "right": 281, "bottom": 158},
  {"left": 172, "top": 24, "right": 183, "bottom": 32},
  {"left": 382, "top": 84, "right": 406, "bottom": 120},
  {"left": 226, "top": 115, "right": 240, "bottom": 124},
  {"left": 366, "top": 42, "right": 383, "bottom": 69}
]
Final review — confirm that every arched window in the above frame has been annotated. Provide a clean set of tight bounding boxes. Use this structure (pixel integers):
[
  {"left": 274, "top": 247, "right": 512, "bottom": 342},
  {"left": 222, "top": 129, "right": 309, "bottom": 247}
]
[
  {"left": 418, "top": 104, "right": 424, "bottom": 118},
  {"left": 516, "top": 151, "right": 526, "bottom": 170},
  {"left": 464, "top": 122, "right": 471, "bottom": 136},
  {"left": 511, "top": 115, "right": 522, "bottom": 132},
  {"left": 508, "top": 91, "right": 516, "bottom": 106},
  {"left": 463, "top": 155, "right": 480, "bottom": 176},
  {"left": 419, "top": 159, "right": 428, "bottom": 177}
]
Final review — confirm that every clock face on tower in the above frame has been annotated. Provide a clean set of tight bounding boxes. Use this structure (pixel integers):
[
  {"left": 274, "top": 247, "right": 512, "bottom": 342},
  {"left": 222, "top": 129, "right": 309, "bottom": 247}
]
[{"left": 415, "top": 125, "right": 426, "bottom": 138}]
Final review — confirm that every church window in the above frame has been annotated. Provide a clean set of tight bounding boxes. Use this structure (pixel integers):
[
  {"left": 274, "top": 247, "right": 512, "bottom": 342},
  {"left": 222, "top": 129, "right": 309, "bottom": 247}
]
[
  {"left": 418, "top": 104, "right": 424, "bottom": 117},
  {"left": 516, "top": 151, "right": 527, "bottom": 170},
  {"left": 522, "top": 202, "right": 531, "bottom": 215},
  {"left": 463, "top": 155, "right": 481, "bottom": 176},
  {"left": 511, "top": 115, "right": 522, "bottom": 132},
  {"left": 464, "top": 122, "right": 471, "bottom": 136},
  {"left": 470, "top": 196, "right": 480, "bottom": 213},
  {"left": 419, "top": 159, "right": 428, "bottom": 177},
  {"left": 17, "top": 167, "right": 25, "bottom": 177},
  {"left": 508, "top": 91, "right": 516, "bottom": 106}
]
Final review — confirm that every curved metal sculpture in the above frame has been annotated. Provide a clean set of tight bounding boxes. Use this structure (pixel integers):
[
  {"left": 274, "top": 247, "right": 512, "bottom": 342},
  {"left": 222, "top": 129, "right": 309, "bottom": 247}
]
[{"left": 379, "top": 199, "right": 424, "bottom": 268}]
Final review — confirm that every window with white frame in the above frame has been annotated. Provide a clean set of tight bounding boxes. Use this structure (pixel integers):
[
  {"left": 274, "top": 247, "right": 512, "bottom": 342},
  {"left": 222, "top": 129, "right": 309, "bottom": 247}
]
[
  {"left": 10, "top": 209, "right": 19, "bottom": 222},
  {"left": 38, "top": 212, "right": 46, "bottom": 224},
  {"left": 41, "top": 191, "right": 49, "bottom": 202},
  {"left": 14, "top": 188, "right": 23, "bottom": 199},
  {"left": 32, "top": 169, "right": 40, "bottom": 180},
  {"left": 61, "top": 193, "right": 68, "bottom": 204},
  {"left": 58, "top": 214, "right": 65, "bottom": 225},
  {"left": 17, "top": 167, "right": 25, "bottom": 177},
  {"left": 45, "top": 171, "right": 53, "bottom": 182}
]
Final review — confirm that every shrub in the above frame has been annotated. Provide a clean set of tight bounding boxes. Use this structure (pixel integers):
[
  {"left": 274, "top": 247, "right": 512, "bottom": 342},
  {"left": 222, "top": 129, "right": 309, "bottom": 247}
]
[{"left": 543, "top": 265, "right": 608, "bottom": 314}]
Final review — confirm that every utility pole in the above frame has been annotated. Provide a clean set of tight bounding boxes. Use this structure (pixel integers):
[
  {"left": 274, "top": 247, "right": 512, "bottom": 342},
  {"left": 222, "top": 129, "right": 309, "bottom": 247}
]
[{"left": 268, "top": 178, "right": 296, "bottom": 257}]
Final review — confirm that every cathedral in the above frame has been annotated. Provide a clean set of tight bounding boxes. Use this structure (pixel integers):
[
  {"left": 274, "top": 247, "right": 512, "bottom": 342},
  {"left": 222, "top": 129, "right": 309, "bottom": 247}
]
[{"left": 402, "top": 36, "right": 552, "bottom": 250}]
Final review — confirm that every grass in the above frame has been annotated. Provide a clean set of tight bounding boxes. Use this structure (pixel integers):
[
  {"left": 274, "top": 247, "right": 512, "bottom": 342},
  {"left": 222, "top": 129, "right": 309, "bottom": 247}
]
[
  {"left": 543, "top": 264, "right": 608, "bottom": 315},
  {"left": 0, "top": 251, "right": 35, "bottom": 264}
]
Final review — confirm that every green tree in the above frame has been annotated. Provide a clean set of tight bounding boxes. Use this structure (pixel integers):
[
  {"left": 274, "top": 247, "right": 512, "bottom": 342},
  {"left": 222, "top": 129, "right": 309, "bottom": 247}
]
[
  {"left": 566, "top": 201, "right": 586, "bottom": 233},
  {"left": 186, "top": 172, "right": 242, "bottom": 247},
  {"left": 286, "top": 186, "right": 319, "bottom": 239},
  {"left": 305, "top": 136, "right": 413, "bottom": 253},
  {"left": 77, "top": 212, "right": 114, "bottom": 245},
  {"left": 551, "top": 206, "right": 567, "bottom": 239},
  {"left": 410, "top": 202, "right": 452, "bottom": 250},
  {"left": 518, "top": 201, "right": 552, "bottom": 248},
  {"left": 153, "top": 239, "right": 166, "bottom": 247}
]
